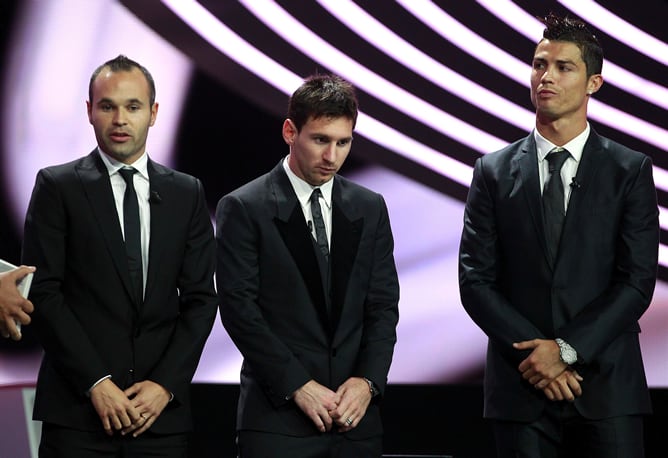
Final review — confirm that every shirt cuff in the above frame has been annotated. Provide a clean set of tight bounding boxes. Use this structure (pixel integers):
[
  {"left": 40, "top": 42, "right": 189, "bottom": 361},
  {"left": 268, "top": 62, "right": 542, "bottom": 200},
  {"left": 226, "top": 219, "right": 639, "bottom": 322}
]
[{"left": 86, "top": 375, "right": 112, "bottom": 397}]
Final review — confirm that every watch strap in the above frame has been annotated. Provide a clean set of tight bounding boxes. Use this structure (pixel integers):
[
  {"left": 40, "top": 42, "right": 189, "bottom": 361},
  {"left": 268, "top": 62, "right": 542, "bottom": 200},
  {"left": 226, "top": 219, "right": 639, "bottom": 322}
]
[{"left": 363, "top": 377, "right": 379, "bottom": 397}]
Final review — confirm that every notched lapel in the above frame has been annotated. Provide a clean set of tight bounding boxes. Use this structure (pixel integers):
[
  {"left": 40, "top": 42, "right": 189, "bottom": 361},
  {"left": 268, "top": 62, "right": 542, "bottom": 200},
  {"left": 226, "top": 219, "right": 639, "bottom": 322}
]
[
  {"left": 516, "top": 137, "right": 565, "bottom": 269},
  {"left": 144, "top": 161, "right": 174, "bottom": 302},
  {"left": 76, "top": 152, "right": 138, "bottom": 306},
  {"left": 516, "top": 141, "right": 548, "bottom": 248},
  {"left": 556, "top": 134, "right": 603, "bottom": 264}
]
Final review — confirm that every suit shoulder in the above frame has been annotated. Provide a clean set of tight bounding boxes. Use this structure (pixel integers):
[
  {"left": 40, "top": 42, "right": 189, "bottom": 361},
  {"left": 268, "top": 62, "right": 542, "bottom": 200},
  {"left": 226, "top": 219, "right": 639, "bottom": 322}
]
[
  {"left": 42, "top": 154, "right": 90, "bottom": 171},
  {"left": 227, "top": 171, "right": 272, "bottom": 198},
  {"left": 35, "top": 155, "right": 91, "bottom": 183},
  {"left": 215, "top": 171, "right": 273, "bottom": 211},
  {"left": 596, "top": 135, "right": 649, "bottom": 162},
  {"left": 150, "top": 160, "right": 204, "bottom": 189},
  {"left": 475, "top": 136, "right": 530, "bottom": 172},
  {"left": 481, "top": 137, "right": 530, "bottom": 162}
]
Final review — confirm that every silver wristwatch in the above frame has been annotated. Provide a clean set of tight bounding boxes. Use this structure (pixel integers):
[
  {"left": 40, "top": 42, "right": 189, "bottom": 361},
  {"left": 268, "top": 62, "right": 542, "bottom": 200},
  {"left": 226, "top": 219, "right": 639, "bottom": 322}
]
[
  {"left": 364, "top": 377, "right": 379, "bottom": 397},
  {"left": 555, "top": 338, "right": 578, "bottom": 365}
]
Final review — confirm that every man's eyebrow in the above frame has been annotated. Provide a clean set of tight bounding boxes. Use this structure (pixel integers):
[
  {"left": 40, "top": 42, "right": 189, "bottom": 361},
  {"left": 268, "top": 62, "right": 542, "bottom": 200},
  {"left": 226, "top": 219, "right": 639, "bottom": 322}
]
[
  {"left": 96, "top": 97, "right": 145, "bottom": 105},
  {"left": 532, "top": 57, "right": 578, "bottom": 66}
]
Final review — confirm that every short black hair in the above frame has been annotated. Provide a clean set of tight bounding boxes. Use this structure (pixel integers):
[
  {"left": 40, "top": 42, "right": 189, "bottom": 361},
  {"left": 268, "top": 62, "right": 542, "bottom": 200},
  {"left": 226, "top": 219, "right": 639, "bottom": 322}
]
[
  {"left": 538, "top": 12, "right": 603, "bottom": 77},
  {"left": 89, "top": 55, "right": 156, "bottom": 106},
  {"left": 287, "top": 74, "right": 358, "bottom": 132}
]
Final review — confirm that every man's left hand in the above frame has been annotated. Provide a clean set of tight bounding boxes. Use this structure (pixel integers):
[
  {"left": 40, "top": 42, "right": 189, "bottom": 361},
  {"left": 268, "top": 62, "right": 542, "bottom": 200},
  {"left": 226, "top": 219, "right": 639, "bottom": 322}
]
[
  {"left": 121, "top": 380, "right": 171, "bottom": 437},
  {"left": 514, "top": 338, "right": 567, "bottom": 389},
  {"left": 329, "top": 377, "right": 372, "bottom": 432}
]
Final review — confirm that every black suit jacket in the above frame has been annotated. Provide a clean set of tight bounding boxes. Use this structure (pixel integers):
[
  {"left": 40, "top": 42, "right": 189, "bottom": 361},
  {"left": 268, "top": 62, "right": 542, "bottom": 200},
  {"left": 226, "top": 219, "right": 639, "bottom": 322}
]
[
  {"left": 22, "top": 150, "right": 217, "bottom": 433},
  {"left": 459, "top": 129, "right": 658, "bottom": 421},
  {"left": 215, "top": 161, "right": 399, "bottom": 439}
]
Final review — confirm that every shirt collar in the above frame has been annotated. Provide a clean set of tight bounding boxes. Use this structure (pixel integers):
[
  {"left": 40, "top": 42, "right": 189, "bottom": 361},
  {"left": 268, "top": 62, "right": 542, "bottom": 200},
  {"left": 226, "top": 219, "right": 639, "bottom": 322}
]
[
  {"left": 282, "top": 156, "right": 333, "bottom": 209},
  {"left": 534, "top": 122, "right": 590, "bottom": 163},
  {"left": 97, "top": 148, "right": 149, "bottom": 180}
]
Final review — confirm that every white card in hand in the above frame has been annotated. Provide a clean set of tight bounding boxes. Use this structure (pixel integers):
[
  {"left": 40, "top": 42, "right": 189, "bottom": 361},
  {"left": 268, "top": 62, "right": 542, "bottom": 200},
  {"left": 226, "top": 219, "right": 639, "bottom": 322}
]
[{"left": 0, "top": 258, "right": 33, "bottom": 333}]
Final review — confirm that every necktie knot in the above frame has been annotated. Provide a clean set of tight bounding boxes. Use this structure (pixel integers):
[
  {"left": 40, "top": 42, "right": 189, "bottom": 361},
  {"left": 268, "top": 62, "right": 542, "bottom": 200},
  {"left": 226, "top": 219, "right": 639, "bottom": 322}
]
[
  {"left": 310, "top": 188, "right": 323, "bottom": 202},
  {"left": 118, "top": 167, "right": 137, "bottom": 185},
  {"left": 547, "top": 148, "right": 570, "bottom": 174}
]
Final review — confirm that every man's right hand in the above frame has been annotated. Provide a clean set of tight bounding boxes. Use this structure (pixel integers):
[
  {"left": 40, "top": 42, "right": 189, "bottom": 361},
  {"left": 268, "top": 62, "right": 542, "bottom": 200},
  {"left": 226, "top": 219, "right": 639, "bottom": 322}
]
[
  {"left": 0, "top": 266, "right": 35, "bottom": 340},
  {"left": 292, "top": 380, "right": 340, "bottom": 433},
  {"left": 89, "top": 378, "right": 142, "bottom": 435}
]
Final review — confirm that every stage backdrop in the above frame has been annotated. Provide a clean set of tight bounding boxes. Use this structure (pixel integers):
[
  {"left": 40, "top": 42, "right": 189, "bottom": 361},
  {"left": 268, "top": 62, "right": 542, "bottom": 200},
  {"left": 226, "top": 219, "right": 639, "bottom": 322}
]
[{"left": 1, "top": 0, "right": 666, "bottom": 387}]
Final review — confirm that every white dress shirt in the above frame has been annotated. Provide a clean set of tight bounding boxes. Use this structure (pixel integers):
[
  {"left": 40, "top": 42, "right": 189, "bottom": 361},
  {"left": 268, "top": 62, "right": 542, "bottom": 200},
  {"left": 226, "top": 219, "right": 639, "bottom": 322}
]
[
  {"left": 534, "top": 122, "right": 591, "bottom": 211},
  {"left": 282, "top": 156, "right": 332, "bottom": 248}
]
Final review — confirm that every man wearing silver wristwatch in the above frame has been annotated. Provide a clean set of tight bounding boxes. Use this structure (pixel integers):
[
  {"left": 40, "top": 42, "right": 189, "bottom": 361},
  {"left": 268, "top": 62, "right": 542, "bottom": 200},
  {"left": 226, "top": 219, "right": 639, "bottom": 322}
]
[{"left": 458, "top": 13, "right": 658, "bottom": 458}]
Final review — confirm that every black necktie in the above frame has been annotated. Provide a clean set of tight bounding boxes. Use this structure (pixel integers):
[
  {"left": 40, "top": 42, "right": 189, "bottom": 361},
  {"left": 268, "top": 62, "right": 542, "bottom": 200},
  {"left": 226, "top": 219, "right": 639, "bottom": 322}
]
[
  {"left": 543, "top": 148, "right": 570, "bottom": 264},
  {"left": 310, "top": 188, "right": 329, "bottom": 259},
  {"left": 118, "top": 168, "right": 143, "bottom": 303}
]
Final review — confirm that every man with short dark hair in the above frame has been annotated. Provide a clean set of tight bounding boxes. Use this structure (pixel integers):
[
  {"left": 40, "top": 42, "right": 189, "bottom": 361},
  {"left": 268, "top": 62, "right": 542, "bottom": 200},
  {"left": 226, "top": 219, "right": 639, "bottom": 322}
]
[
  {"left": 459, "top": 13, "right": 658, "bottom": 457},
  {"left": 23, "top": 55, "right": 217, "bottom": 457},
  {"left": 216, "top": 74, "right": 400, "bottom": 457}
]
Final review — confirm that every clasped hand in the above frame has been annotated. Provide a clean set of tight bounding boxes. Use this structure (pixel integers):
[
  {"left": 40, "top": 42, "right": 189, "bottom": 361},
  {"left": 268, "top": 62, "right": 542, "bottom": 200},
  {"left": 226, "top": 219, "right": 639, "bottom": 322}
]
[
  {"left": 514, "top": 338, "right": 583, "bottom": 401},
  {"left": 90, "top": 378, "right": 171, "bottom": 437},
  {"left": 292, "top": 377, "right": 372, "bottom": 433}
]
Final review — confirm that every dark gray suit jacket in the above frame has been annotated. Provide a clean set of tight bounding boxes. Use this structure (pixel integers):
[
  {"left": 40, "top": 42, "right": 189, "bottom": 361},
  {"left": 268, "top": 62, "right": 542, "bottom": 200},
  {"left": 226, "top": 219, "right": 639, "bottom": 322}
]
[
  {"left": 459, "top": 129, "right": 658, "bottom": 421},
  {"left": 22, "top": 150, "right": 218, "bottom": 433},
  {"left": 216, "top": 161, "right": 399, "bottom": 439}
]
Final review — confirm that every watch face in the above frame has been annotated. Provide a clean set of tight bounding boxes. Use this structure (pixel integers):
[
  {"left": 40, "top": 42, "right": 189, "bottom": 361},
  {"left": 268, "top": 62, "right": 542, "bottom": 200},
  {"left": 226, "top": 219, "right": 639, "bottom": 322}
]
[
  {"left": 561, "top": 346, "right": 577, "bottom": 364},
  {"left": 563, "top": 350, "right": 576, "bottom": 364},
  {"left": 556, "top": 338, "right": 577, "bottom": 365}
]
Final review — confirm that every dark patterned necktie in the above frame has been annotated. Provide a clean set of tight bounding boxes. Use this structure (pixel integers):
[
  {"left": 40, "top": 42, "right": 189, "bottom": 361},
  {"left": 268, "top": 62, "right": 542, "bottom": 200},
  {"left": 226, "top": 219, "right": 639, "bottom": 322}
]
[
  {"left": 543, "top": 148, "right": 570, "bottom": 264},
  {"left": 310, "top": 188, "right": 329, "bottom": 259},
  {"left": 119, "top": 168, "right": 143, "bottom": 303}
]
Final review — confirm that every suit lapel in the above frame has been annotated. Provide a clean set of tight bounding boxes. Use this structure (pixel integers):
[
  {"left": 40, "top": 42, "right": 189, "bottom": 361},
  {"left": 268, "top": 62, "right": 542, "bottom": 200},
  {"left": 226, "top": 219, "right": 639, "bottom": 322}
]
[
  {"left": 330, "top": 179, "right": 363, "bottom": 333},
  {"left": 76, "top": 151, "right": 138, "bottom": 306},
  {"left": 557, "top": 131, "right": 604, "bottom": 263},
  {"left": 270, "top": 164, "right": 332, "bottom": 336},
  {"left": 144, "top": 159, "right": 174, "bottom": 302},
  {"left": 516, "top": 136, "right": 554, "bottom": 267}
]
